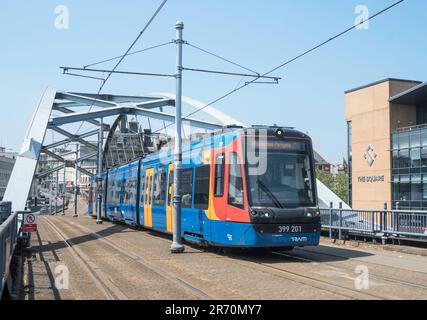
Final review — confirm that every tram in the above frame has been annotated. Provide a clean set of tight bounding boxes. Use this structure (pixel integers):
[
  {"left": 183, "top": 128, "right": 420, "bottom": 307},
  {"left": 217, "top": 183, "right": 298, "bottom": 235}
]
[{"left": 88, "top": 126, "right": 321, "bottom": 249}]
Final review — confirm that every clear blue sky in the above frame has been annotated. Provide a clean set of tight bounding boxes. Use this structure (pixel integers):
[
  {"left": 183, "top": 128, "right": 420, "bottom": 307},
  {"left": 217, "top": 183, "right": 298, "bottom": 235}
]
[{"left": 1, "top": 0, "right": 426, "bottom": 163}]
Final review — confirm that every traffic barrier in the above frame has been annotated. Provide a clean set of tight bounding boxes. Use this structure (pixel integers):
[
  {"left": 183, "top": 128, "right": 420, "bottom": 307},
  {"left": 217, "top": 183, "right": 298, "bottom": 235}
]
[
  {"left": 0, "top": 211, "right": 19, "bottom": 298},
  {"left": 320, "top": 207, "right": 427, "bottom": 240}
]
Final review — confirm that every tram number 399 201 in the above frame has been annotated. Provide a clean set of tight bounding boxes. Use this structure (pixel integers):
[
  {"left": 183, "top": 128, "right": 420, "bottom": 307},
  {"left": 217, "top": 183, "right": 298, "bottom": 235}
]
[{"left": 278, "top": 225, "right": 302, "bottom": 233}]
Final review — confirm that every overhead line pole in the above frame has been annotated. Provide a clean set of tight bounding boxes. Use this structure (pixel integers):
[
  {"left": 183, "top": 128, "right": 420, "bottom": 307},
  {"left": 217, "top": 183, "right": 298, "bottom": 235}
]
[
  {"left": 171, "top": 21, "right": 185, "bottom": 254},
  {"left": 73, "top": 144, "right": 79, "bottom": 218},
  {"left": 96, "top": 118, "right": 104, "bottom": 224}
]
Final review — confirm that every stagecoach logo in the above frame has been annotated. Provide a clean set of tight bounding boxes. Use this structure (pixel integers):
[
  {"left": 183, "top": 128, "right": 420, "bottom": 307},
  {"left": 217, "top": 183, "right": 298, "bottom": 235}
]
[{"left": 364, "top": 145, "right": 377, "bottom": 167}]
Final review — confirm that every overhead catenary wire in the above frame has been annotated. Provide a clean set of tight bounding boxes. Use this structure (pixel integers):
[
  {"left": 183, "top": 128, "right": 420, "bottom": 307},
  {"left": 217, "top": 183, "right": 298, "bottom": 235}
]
[
  {"left": 83, "top": 41, "right": 174, "bottom": 69},
  {"left": 73, "top": 0, "right": 169, "bottom": 135},
  {"left": 152, "top": 0, "right": 405, "bottom": 134},
  {"left": 185, "top": 42, "right": 260, "bottom": 75}
]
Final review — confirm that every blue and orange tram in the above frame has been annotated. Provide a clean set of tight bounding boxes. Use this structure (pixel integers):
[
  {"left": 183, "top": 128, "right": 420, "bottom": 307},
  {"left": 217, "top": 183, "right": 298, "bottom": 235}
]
[{"left": 88, "top": 126, "right": 321, "bottom": 249}]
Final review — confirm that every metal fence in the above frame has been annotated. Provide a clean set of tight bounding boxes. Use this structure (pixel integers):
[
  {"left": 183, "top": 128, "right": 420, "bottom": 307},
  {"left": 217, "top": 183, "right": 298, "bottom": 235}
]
[
  {"left": 0, "top": 211, "right": 19, "bottom": 297},
  {"left": 320, "top": 208, "right": 427, "bottom": 239}
]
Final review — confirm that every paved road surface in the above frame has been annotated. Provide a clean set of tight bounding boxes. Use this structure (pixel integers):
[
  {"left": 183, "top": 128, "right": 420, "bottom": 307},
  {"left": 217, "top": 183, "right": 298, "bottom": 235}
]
[{"left": 20, "top": 206, "right": 427, "bottom": 300}]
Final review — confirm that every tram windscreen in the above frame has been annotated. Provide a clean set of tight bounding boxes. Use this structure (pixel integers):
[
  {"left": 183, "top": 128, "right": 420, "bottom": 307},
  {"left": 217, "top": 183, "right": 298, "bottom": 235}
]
[{"left": 246, "top": 138, "right": 315, "bottom": 208}]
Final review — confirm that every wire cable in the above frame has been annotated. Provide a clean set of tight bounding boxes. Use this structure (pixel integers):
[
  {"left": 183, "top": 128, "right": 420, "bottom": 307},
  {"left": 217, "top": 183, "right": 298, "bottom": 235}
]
[
  {"left": 152, "top": 0, "right": 405, "bottom": 134},
  {"left": 83, "top": 41, "right": 174, "bottom": 69},
  {"left": 73, "top": 0, "right": 168, "bottom": 135},
  {"left": 186, "top": 42, "right": 260, "bottom": 75}
]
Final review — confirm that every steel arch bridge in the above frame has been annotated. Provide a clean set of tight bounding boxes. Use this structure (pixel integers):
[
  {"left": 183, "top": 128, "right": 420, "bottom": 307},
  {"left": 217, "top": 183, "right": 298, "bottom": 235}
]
[{"left": 3, "top": 87, "right": 349, "bottom": 212}]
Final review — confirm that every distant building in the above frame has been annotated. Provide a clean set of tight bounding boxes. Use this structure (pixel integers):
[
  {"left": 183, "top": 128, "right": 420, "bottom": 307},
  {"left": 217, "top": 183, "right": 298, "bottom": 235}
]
[
  {"left": 314, "top": 150, "right": 332, "bottom": 172},
  {"left": 38, "top": 146, "right": 97, "bottom": 192},
  {"left": 345, "top": 78, "right": 427, "bottom": 210},
  {"left": 0, "top": 147, "right": 17, "bottom": 200}
]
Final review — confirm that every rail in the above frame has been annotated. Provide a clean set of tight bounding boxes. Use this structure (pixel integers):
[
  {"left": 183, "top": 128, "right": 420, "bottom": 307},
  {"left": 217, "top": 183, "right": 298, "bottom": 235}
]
[
  {"left": 320, "top": 208, "right": 427, "bottom": 239},
  {"left": 0, "top": 211, "right": 19, "bottom": 297}
]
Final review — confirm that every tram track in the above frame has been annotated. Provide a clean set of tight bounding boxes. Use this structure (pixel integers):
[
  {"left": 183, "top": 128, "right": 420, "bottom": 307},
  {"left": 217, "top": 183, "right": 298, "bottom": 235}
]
[
  {"left": 224, "top": 252, "right": 387, "bottom": 300},
  {"left": 51, "top": 216, "right": 214, "bottom": 300},
  {"left": 42, "top": 217, "right": 119, "bottom": 300},
  {"left": 276, "top": 248, "right": 427, "bottom": 290},
  {"left": 48, "top": 214, "right": 427, "bottom": 300},
  {"left": 294, "top": 246, "right": 427, "bottom": 275}
]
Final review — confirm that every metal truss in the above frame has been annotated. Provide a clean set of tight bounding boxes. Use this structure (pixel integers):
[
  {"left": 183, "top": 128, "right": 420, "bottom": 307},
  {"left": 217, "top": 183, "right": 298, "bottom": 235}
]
[{"left": 3, "top": 87, "right": 231, "bottom": 211}]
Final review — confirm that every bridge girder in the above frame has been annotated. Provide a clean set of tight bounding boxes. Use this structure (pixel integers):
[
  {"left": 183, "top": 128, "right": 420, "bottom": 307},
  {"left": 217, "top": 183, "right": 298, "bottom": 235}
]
[{"left": 3, "top": 87, "right": 232, "bottom": 211}]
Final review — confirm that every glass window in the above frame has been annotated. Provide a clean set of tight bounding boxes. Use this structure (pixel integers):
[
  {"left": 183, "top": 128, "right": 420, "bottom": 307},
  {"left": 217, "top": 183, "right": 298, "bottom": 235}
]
[
  {"left": 392, "top": 182, "right": 399, "bottom": 202},
  {"left": 181, "top": 168, "right": 193, "bottom": 208},
  {"left": 423, "top": 185, "right": 427, "bottom": 200},
  {"left": 124, "top": 178, "right": 130, "bottom": 202},
  {"left": 194, "top": 165, "right": 210, "bottom": 210},
  {"left": 145, "top": 175, "right": 152, "bottom": 205},
  {"left": 247, "top": 138, "right": 315, "bottom": 208},
  {"left": 399, "top": 132, "right": 409, "bottom": 149},
  {"left": 399, "top": 175, "right": 411, "bottom": 201},
  {"left": 214, "top": 153, "right": 225, "bottom": 197},
  {"left": 228, "top": 152, "right": 245, "bottom": 208},
  {"left": 392, "top": 133, "right": 398, "bottom": 150},
  {"left": 392, "top": 151, "right": 399, "bottom": 169},
  {"left": 140, "top": 175, "right": 145, "bottom": 204},
  {"left": 167, "top": 170, "right": 174, "bottom": 206},
  {"left": 399, "top": 150, "right": 410, "bottom": 168},
  {"left": 410, "top": 131, "right": 421, "bottom": 148},
  {"left": 421, "top": 148, "right": 427, "bottom": 167},
  {"left": 411, "top": 148, "right": 421, "bottom": 168},
  {"left": 153, "top": 167, "right": 166, "bottom": 206},
  {"left": 412, "top": 174, "right": 422, "bottom": 201},
  {"left": 422, "top": 130, "right": 427, "bottom": 147}
]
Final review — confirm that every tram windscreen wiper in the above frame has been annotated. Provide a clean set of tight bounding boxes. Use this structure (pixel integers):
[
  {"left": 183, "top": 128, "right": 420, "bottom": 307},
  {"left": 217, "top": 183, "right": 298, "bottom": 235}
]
[{"left": 256, "top": 179, "right": 283, "bottom": 209}]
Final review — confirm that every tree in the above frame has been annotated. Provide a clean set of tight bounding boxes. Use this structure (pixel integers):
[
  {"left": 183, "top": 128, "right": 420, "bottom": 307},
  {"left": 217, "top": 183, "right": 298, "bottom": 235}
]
[{"left": 316, "top": 168, "right": 349, "bottom": 204}]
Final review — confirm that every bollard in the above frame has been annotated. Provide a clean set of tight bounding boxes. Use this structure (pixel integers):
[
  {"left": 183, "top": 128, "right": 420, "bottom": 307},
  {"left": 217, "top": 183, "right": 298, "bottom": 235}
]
[
  {"left": 329, "top": 202, "right": 333, "bottom": 240},
  {"left": 338, "top": 202, "right": 342, "bottom": 241},
  {"left": 372, "top": 210, "right": 375, "bottom": 233}
]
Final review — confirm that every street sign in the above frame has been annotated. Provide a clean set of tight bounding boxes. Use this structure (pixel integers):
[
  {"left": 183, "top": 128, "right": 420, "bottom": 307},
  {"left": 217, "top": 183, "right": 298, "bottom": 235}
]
[{"left": 23, "top": 212, "right": 37, "bottom": 233}]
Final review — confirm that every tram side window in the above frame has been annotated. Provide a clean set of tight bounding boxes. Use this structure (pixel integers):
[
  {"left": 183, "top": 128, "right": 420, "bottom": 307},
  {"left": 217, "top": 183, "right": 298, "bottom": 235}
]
[
  {"left": 115, "top": 179, "right": 122, "bottom": 203},
  {"left": 181, "top": 168, "right": 193, "bottom": 208},
  {"left": 140, "top": 176, "right": 145, "bottom": 204},
  {"left": 214, "top": 153, "right": 225, "bottom": 197},
  {"left": 195, "top": 165, "right": 210, "bottom": 210},
  {"left": 129, "top": 177, "right": 135, "bottom": 204},
  {"left": 109, "top": 179, "right": 115, "bottom": 202},
  {"left": 145, "top": 175, "right": 152, "bottom": 205},
  {"left": 228, "top": 152, "right": 244, "bottom": 208},
  {"left": 167, "top": 170, "right": 174, "bottom": 206},
  {"left": 123, "top": 178, "right": 129, "bottom": 203},
  {"left": 153, "top": 168, "right": 167, "bottom": 206}
]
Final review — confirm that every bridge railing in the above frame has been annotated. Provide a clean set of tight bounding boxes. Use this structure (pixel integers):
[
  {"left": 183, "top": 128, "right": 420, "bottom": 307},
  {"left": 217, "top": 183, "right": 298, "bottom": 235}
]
[
  {"left": 320, "top": 208, "right": 427, "bottom": 239},
  {"left": 0, "top": 210, "right": 19, "bottom": 297}
]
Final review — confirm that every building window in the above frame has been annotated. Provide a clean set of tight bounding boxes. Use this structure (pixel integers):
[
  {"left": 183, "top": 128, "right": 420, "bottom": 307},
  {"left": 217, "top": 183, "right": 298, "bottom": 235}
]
[
  {"left": 410, "top": 131, "right": 421, "bottom": 148},
  {"left": 399, "top": 150, "right": 410, "bottom": 168},
  {"left": 399, "top": 132, "right": 410, "bottom": 149},
  {"left": 411, "top": 148, "right": 421, "bottom": 168}
]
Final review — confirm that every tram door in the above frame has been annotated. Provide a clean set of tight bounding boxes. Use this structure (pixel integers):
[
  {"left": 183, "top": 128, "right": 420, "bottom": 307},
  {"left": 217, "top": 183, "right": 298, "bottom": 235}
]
[
  {"left": 166, "top": 164, "right": 174, "bottom": 233},
  {"left": 144, "top": 168, "right": 154, "bottom": 227}
]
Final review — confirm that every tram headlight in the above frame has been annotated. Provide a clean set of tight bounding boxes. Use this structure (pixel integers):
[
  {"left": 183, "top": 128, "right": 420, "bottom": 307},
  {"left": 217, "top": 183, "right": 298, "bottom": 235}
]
[
  {"left": 250, "top": 208, "right": 258, "bottom": 216},
  {"left": 275, "top": 128, "right": 285, "bottom": 137}
]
